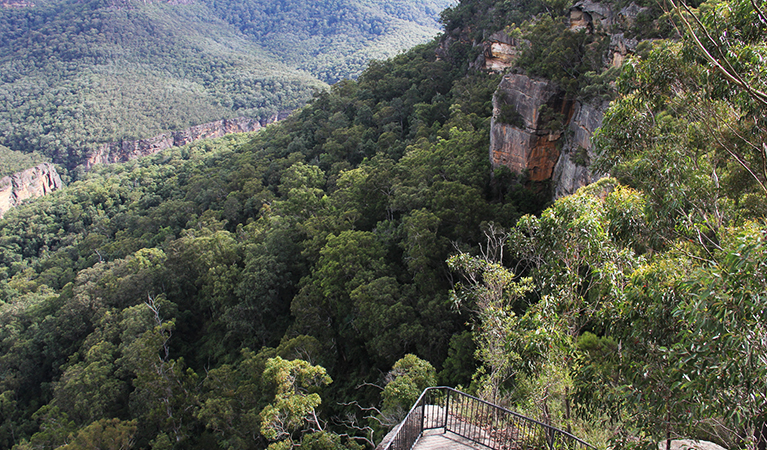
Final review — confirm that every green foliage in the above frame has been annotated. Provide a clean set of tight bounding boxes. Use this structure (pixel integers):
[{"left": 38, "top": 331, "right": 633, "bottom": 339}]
[
  {"left": 259, "top": 357, "right": 332, "bottom": 449},
  {"left": 199, "top": 0, "right": 453, "bottom": 84},
  {"left": 0, "top": 1, "right": 326, "bottom": 169},
  {"left": 516, "top": 16, "right": 610, "bottom": 96},
  {"left": 448, "top": 229, "right": 535, "bottom": 402},
  {"left": 196, "top": 348, "right": 273, "bottom": 449},
  {"left": 594, "top": 28, "right": 767, "bottom": 239},
  {"left": 381, "top": 354, "right": 437, "bottom": 416},
  {"left": 579, "top": 67, "right": 620, "bottom": 104},
  {"left": 671, "top": 225, "right": 767, "bottom": 442},
  {"left": 0, "top": 0, "right": 451, "bottom": 169},
  {"left": 0, "top": 0, "right": 596, "bottom": 447},
  {"left": 494, "top": 0, "right": 767, "bottom": 445},
  {"left": 438, "top": 331, "right": 477, "bottom": 387},
  {"left": 440, "top": 0, "right": 550, "bottom": 40},
  {"left": 58, "top": 418, "right": 138, "bottom": 450},
  {"left": 510, "top": 179, "right": 646, "bottom": 336},
  {"left": 0, "top": 146, "right": 48, "bottom": 178}
]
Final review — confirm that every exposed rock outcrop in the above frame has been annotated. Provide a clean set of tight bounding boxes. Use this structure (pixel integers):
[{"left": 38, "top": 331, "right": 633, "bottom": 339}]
[
  {"left": 1, "top": 116, "right": 281, "bottom": 215},
  {"left": 490, "top": 73, "right": 606, "bottom": 194},
  {"left": 657, "top": 440, "right": 727, "bottom": 450},
  {"left": 569, "top": 0, "right": 616, "bottom": 31},
  {"left": 85, "top": 116, "right": 281, "bottom": 169},
  {"left": 490, "top": 74, "right": 575, "bottom": 182},
  {"left": 485, "top": 0, "right": 647, "bottom": 198},
  {"left": 552, "top": 101, "right": 607, "bottom": 198},
  {"left": 472, "top": 31, "right": 525, "bottom": 72},
  {"left": 0, "top": 163, "right": 63, "bottom": 218},
  {"left": 608, "top": 33, "right": 639, "bottom": 67},
  {"left": 568, "top": 0, "right": 646, "bottom": 67}
]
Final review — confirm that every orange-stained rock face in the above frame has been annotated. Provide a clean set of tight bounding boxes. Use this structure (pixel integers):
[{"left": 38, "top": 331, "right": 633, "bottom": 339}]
[
  {"left": 490, "top": 74, "right": 575, "bottom": 182},
  {"left": 527, "top": 135, "right": 562, "bottom": 182},
  {"left": 490, "top": 124, "right": 536, "bottom": 172},
  {"left": 490, "top": 72, "right": 609, "bottom": 194},
  {"left": 490, "top": 126, "right": 564, "bottom": 182}
]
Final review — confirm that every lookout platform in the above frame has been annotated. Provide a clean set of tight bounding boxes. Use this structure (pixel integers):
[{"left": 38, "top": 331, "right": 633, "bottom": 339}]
[
  {"left": 412, "top": 429, "right": 485, "bottom": 450},
  {"left": 376, "top": 387, "right": 594, "bottom": 450}
]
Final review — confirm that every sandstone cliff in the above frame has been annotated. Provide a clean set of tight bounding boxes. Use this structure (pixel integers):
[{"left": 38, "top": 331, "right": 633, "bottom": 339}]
[
  {"left": 486, "top": 0, "right": 648, "bottom": 198},
  {"left": 104, "top": 0, "right": 193, "bottom": 8},
  {"left": 85, "top": 116, "right": 280, "bottom": 170},
  {"left": 552, "top": 100, "right": 607, "bottom": 198},
  {"left": 568, "top": 0, "right": 645, "bottom": 67},
  {"left": 489, "top": 74, "right": 573, "bottom": 183},
  {"left": 490, "top": 73, "right": 607, "bottom": 196},
  {"left": 0, "top": 163, "right": 64, "bottom": 218},
  {"left": 472, "top": 31, "right": 525, "bottom": 72}
]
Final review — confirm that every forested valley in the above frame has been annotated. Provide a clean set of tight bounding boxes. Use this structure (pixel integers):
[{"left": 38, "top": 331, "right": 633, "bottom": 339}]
[
  {"left": 0, "top": 0, "right": 451, "bottom": 170},
  {"left": 1, "top": 0, "right": 766, "bottom": 448}
]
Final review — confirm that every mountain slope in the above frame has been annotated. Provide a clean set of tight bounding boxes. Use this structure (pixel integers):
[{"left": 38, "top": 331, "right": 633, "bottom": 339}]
[
  {"left": 0, "top": 0, "right": 324, "bottom": 168},
  {"left": 200, "top": 0, "right": 455, "bottom": 83},
  {"left": 0, "top": 0, "right": 451, "bottom": 170},
  {"left": 2, "top": 0, "right": 764, "bottom": 448}
]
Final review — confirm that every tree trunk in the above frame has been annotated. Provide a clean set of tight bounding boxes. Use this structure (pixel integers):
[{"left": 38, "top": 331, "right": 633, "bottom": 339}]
[
  {"left": 666, "top": 407, "right": 671, "bottom": 450},
  {"left": 565, "top": 386, "right": 572, "bottom": 434},
  {"left": 756, "top": 420, "right": 767, "bottom": 450}
]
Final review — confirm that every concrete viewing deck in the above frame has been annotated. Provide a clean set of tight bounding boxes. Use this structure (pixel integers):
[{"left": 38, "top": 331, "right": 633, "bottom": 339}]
[
  {"left": 412, "top": 429, "right": 486, "bottom": 450},
  {"left": 376, "top": 387, "right": 593, "bottom": 450}
]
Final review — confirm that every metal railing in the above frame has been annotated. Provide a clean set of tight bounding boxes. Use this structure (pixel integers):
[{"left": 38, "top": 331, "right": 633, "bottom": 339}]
[{"left": 379, "top": 387, "right": 595, "bottom": 450}]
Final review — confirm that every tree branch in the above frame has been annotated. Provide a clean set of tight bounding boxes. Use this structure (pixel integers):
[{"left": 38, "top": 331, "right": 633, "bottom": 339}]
[{"left": 672, "top": 0, "right": 767, "bottom": 106}]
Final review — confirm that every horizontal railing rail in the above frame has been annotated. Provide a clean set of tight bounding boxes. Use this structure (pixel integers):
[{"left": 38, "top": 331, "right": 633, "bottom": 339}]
[{"left": 379, "top": 387, "right": 595, "bottom": 450}]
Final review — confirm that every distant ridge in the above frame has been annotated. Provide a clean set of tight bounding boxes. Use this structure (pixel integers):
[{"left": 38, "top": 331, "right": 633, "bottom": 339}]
[
  {"left": 84, "top": 115, "right": 288, "bottom": 169},
  {"left": 0, "top": 0, "right": 449, "bottom": 170}
]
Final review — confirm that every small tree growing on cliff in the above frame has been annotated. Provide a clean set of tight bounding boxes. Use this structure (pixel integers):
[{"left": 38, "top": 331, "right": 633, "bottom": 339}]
[{"left": 447, "top": 224, "right": 533, "bottom": 403}]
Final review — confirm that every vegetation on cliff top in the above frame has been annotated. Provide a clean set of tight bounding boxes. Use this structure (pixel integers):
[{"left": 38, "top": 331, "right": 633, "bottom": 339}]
[{"left": 0, "top": 146, "right": 48, "bottom": 178}]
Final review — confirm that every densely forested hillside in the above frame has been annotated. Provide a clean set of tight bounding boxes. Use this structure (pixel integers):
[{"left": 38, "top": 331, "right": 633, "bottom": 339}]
[
  {"left": 0, "top": 0, "right": 451, "bottom": 171},
  {"left": 0, "top": 0, "right": 765, "bottom": 448},
  {"left": 0, "top": 0, "right": 322, "bottom": 169},
  {"left": 198, "top": 0, "right": 456, "bottom": 83},
  {"left": 0, "top": 32, "right": 522, "bottom": 447}
]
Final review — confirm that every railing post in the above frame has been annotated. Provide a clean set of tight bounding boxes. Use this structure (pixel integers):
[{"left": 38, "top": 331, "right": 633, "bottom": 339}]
[
  {"left": 443, "top": 388, "right": 450, "bottom": 432},
  {"left": 420, "top": 391, "right": 426, "bottom": 436}
]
